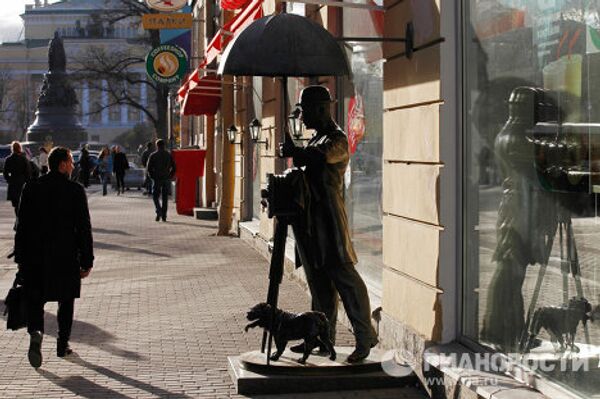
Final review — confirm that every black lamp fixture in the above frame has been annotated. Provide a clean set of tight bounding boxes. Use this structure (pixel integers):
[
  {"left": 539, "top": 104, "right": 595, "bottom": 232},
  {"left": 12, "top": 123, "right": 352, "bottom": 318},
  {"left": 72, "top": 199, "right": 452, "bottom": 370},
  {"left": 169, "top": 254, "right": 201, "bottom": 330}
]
[
  {"left": 288, "top": 107, "right": 303, "bottom": 140},
  {"left": 249, "top": 118, "right": 261, "bottom": 141},
  {"left": 249, "top": 118, "right": 268, "bottom": 148},
  {"left": 227, "top": 124, "right": 238, "bottom": 144}
]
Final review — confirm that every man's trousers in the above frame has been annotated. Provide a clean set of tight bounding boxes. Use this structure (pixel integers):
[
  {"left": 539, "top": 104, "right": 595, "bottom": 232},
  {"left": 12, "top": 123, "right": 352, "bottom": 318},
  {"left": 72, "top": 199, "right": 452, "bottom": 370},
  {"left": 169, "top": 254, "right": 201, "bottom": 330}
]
[
  {"left": 27, "top": 294, "right": 74, "bottom": 343},
  {"left": 302, "top": 261, "right": 377, "bottom": 347}
]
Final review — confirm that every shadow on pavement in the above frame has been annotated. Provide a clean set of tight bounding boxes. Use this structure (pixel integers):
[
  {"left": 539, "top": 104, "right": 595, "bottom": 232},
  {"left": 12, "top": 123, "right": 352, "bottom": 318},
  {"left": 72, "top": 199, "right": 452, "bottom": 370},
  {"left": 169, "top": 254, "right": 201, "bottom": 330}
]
[
  {"left": 37, "top": 369, "right": 131, "bottom": 399},
  {"left": 94, "top": 241, "right": 171, "bottom": 258},
  {"left": 0, "top": 303, "right": 146, "bottom": 361},
  {"left": 43, "top": 315, "right": 147, "bottom": 361},
  {"left": 65, "top": 354, "right": 194, "bottom": 399},
  {"left": 93, "top": 228, "right": 132, "bottom": 236}
]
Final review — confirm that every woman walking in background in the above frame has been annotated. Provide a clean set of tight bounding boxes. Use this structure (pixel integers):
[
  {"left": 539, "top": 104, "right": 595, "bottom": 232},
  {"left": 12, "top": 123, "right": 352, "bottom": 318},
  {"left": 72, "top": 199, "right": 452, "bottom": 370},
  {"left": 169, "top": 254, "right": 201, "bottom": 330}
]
[{"left": 38, "top": 147, "right": 49, "bottom": 175}]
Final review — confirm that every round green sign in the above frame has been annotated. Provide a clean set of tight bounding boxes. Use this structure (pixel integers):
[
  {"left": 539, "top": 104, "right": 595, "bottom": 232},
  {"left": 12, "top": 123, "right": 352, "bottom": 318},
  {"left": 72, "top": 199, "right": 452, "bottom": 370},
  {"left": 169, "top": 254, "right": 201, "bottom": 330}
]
[{"left": 146, "top": 44, "right": 188, "bottom": 85}]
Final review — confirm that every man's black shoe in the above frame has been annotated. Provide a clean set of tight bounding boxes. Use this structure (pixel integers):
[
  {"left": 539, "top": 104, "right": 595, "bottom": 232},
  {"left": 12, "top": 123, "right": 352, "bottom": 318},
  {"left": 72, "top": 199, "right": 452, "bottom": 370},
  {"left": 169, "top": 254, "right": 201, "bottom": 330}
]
[
  {"left": 290, "top": 342, "right": 330, "bottom": 355},
  {"left": 28, "top": 331, "right": 43, "bottom": 368},
  {"left": 347, "top": 338, "right": 378, "bottom": 363},
  {"left": 57, "top": 341, "right": 73, "bottom": 358},
  {"left": 347, "top": 346, "right": 370, "bottom": 363},
  {"left": 155, "top": 215, "right": 160, "bottom": 222},
  {"left": 161, "top": 216, "right": 167, "bottom": 222}
]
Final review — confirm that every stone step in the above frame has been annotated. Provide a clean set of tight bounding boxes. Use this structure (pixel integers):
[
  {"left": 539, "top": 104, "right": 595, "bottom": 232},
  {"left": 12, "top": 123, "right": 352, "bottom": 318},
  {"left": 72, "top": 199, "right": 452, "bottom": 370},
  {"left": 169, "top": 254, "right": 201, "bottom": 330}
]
[
  {"left": 194, "top": 207, "right": 218, "bottom": 220},
  {"left": 228, "top": 347, "right": 417, "bottom": 395}
]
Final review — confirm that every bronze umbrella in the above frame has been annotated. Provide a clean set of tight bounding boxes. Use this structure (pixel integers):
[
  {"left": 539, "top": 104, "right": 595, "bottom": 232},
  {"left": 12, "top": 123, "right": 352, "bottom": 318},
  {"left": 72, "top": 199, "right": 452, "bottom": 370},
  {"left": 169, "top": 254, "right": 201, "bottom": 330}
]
[{"left": 218, "top": 12, "right": 349, "bottom": 77}]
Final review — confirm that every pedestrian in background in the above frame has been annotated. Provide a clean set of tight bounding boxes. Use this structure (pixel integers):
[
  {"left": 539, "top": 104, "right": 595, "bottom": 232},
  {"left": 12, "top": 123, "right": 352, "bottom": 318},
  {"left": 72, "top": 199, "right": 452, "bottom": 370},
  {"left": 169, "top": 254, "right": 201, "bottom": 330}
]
[
  {"left": 3, "top": 141, "right": 31, "bottom": 215},
  {"left": 141, "top": 141, "right": 154, "bottom": 196},
  {"left": 112, "top": 145, "right": 129, "bottom": 195},
  {"left": 14, "top": 147, "right": 94, "bottom": 368},
  {"left": 97, "top": 147, "right": 111, "bottom": 196},
  {"left": 38, "top": 147, "right": 49, "bottom": 175},
  {"left": 26, "top": 151, "right": 40, "bottom": 181},
  {"left": 147, "top": 139, "right": 176, "bottom": 222},
  {"left": 79, "top": 145, "right": 91, "bottom": 188}
]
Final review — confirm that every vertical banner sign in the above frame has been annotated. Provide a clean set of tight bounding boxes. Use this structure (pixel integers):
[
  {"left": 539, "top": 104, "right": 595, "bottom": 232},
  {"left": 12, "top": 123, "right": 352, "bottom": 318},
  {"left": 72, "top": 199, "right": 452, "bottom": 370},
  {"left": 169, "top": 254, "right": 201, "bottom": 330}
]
[{"left": 347, "top": 93, "right": 365, "bottom": 155}]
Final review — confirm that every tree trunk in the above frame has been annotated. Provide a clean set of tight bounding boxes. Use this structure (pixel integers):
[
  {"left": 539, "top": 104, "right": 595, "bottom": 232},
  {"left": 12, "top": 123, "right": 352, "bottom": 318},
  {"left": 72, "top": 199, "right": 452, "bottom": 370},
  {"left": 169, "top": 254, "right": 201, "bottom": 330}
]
[{"left": 217, "top": 74, "right": 235, "bottom": 235}]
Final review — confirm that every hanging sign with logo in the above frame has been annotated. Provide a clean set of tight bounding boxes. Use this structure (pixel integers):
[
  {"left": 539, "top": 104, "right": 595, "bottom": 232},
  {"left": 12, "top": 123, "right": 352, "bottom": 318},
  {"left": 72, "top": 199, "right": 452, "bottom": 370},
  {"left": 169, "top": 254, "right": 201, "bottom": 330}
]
[
  {"left": 146, "top": 0, "right": 188, "bottom": 12},
  {"left": 347, "top": 93, "right": 365, "bottom": 155},
  {"left": 143, "top": 13, "right": 192, "bottom": 30},
  {"left": 145, "top": 44, "right": 188, "bottom": 84}
]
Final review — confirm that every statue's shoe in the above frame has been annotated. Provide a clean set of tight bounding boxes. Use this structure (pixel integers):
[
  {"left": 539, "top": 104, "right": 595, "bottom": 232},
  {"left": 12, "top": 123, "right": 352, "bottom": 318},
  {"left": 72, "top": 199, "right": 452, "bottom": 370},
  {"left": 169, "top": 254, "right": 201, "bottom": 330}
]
[{"left": 347, "top": 338, "right": 379, "bottom": 363}]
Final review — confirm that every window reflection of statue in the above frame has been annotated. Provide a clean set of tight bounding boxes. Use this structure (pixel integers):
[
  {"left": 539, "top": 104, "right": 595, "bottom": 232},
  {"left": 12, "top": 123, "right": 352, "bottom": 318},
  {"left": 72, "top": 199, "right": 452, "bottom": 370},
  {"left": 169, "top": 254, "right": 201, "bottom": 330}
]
[{"left": 481, "top": 87, "right": 559, "bottom": 351}]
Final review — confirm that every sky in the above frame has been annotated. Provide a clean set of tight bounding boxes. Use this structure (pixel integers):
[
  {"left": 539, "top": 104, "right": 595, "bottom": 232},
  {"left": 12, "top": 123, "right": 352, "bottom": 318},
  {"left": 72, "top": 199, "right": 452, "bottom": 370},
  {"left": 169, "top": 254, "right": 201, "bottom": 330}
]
[{"left": 0, "top": 1, "right": 61, "bottom": 43}]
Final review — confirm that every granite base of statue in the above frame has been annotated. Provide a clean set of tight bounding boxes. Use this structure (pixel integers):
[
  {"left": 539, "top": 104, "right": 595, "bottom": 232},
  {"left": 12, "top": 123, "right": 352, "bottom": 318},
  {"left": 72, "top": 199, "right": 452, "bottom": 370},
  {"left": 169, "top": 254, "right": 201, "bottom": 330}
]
[
  {"left": 26, "top": 32, "right": 87, "bottom": 149},
  {"left": 228, "top": 171, "right": 415, "bottom": 395}
]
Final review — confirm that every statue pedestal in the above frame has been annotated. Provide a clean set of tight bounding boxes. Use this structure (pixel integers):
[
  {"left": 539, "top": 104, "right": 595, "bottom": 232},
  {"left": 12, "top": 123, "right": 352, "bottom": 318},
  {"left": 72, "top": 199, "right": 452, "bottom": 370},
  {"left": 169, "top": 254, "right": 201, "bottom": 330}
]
[
  {"left": 27, "top": 105, "right": 87, "bottom": 149},
  {"left": 228, "top": 347, "right": 416, "bottom": 395}
]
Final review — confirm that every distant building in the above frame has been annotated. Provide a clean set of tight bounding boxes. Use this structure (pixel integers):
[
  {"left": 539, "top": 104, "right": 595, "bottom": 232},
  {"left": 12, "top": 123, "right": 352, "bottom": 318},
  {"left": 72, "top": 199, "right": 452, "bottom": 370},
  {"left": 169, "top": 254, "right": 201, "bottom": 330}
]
[{"left": 0, "top": 0, "right": 152, "bottom": 145}]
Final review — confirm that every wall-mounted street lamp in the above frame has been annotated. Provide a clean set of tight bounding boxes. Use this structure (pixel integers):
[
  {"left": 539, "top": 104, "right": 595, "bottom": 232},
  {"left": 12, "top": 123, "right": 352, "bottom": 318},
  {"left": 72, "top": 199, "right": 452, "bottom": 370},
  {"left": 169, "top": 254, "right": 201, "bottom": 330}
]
[
  {"left": 249, "top": 118, "right": 269, "bottom": 149},
  {"left": 227, "top": 124, "right": 239, "bottom": 144},
  {"left": 288, "top": 107, "right": 304, "bottom": 140}
]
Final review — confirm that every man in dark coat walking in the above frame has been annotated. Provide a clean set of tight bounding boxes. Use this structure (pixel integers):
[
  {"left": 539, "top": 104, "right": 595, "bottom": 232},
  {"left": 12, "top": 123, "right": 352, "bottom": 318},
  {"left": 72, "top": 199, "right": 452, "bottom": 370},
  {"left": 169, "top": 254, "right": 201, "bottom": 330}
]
[
  {"left": 14, "top": 147, "right": 94, "bottom": 368},
  {"left": 280, "top": 86, "right": 378, "bottom": 363},
  {"left": 147, "top": 139, "right": 176, "bottom": 222},
  {"left": 113, "top": 145, "right": 129, "bottom": 195},
  {"left": 3, "top": 141, "right": 32, "bottom": 215}
]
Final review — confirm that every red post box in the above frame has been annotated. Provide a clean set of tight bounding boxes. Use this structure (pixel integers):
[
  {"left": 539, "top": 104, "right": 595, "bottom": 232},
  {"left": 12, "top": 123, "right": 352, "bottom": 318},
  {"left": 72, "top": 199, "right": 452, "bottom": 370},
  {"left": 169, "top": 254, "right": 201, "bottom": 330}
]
[{"left": 172, "top": 149, "right": 206, "bottom": 216}]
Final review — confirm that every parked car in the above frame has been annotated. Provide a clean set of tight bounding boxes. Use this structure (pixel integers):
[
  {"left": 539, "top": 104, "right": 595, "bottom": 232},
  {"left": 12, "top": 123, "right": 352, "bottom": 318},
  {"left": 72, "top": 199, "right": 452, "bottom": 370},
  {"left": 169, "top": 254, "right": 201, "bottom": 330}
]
[
  {"left": 71, "top": 150, "right": 100, "bottom": 184},
  {"left": 112, "top": 161, "right": 145, "bottom": 191}
]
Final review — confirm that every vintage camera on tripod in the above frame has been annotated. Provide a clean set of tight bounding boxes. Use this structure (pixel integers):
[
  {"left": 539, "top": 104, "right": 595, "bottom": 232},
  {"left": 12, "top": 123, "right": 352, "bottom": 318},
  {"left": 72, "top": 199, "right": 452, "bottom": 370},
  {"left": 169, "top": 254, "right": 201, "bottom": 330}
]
[
  {"left": 534, "top": 121, "right": 600, "bottom": 194},
  {"left": 260, "top": 169, "right": 305, "bottom": 219}
]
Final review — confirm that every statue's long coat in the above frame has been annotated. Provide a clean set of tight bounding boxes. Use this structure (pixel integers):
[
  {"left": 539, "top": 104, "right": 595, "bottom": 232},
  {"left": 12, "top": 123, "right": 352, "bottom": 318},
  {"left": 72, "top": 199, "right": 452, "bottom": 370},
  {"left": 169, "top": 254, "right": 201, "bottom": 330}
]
[
  {"left": 291, "top": 126, "right": 357, "bottom": 269},
  {"left": 14, "top": 172, "right": 94, "bottom": 301}
]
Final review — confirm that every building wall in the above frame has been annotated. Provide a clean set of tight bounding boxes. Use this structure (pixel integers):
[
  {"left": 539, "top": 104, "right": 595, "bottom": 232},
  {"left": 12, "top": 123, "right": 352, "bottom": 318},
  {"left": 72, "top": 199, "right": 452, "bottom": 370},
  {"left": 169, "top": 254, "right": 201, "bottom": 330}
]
[{"left": 379, "top": 0, "right": 447, "bottom": 383}]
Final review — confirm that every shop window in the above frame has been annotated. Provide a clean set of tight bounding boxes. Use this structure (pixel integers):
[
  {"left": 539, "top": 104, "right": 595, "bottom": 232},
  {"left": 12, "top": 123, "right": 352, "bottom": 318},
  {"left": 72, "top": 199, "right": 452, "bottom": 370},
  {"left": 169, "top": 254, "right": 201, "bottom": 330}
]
[
  {"left": 342, "top": 4, "right": 384, "bottom": 291},
  {"left": 463, "top": 1, "right": 600, "bottom": 395}
]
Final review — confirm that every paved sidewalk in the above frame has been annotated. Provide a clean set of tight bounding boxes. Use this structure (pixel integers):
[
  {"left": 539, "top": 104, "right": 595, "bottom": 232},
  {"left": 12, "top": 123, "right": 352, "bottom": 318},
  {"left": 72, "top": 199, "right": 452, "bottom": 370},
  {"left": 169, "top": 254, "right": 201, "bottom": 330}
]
[{"left": 0, "top": 188, "right": 426, "bottom": 399}]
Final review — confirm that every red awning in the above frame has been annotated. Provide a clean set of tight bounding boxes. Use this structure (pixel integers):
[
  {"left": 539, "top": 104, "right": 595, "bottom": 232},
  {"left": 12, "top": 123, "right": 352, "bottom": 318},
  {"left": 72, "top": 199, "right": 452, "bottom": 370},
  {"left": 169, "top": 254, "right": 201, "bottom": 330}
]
[
  {"left": 177, "top": 0, "right": 262, "bottom": 114},
  {"left": 205, "top": 0, "right": 263, "bottom": 65},
  {"left": 180, "top": 73, "right": 222, "bottom": 116},
  {"left": 220, "top": 0, "right": 251, "bottom": 10}
]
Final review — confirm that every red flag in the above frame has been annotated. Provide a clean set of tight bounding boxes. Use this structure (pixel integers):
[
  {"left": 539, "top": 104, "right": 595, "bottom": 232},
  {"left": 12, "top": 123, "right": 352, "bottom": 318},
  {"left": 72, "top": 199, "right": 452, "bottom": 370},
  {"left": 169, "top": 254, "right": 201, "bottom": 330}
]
[{"left": 347, "top": 94, "right": 365, "bottom": 155}]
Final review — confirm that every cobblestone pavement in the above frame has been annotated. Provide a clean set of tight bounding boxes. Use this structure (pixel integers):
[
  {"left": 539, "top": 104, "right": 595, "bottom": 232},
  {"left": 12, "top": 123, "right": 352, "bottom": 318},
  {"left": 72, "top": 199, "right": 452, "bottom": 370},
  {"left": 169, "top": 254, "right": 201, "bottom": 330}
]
[{"left": 0, "top": 187, "right": 426, "bottom": 399}]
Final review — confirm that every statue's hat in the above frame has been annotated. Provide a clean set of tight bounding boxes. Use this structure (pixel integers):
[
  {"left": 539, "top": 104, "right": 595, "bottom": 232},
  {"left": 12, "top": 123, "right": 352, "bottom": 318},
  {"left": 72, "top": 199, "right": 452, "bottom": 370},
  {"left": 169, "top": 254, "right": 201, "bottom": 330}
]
[{"left": 297, "top": 85, "right": 333, "bottom": 107}]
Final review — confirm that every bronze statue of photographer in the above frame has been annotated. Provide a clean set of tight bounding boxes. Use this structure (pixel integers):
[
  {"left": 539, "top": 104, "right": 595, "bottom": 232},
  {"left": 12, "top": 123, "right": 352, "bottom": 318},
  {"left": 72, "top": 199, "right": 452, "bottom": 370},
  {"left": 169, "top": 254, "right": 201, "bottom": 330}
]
[{"left": 279, "top": 85, "right": 378, "bottom": 363}]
